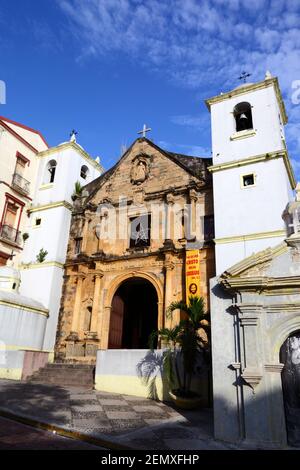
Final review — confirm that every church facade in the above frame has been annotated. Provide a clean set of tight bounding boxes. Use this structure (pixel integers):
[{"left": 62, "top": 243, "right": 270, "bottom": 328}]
[{"left": 54, "top": 138, "right": 215, "bottom": 363}]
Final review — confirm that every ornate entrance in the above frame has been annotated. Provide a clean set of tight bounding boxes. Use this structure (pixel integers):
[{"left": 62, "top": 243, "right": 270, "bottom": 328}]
[
  {"left": 280, "top": 331, "right": 300, "bottom": 447},
  {"left": 108, "top": 277, "right": 158, "bottom": 349}
]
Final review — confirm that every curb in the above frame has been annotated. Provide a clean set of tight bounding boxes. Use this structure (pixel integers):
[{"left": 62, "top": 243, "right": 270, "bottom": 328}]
[{"left": 0, "top": 408, "right": 133, "bottom": 451}]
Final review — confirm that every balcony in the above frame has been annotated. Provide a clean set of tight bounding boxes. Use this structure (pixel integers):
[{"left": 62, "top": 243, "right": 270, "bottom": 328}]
[
  {"left": 0, "top": 224, "right": 22, "bottom": 246},
  {"left": 11, "top": 173, "right": 30, "bottom": 196}
]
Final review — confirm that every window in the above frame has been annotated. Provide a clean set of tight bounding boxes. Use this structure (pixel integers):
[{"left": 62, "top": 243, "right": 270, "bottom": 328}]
[
  {"left": 35, "top": 218, "right": 41, "bottom": 226},
  {"left": 233, "top": 102, "right": 253, "bottom": 132},
  {"left": 129, "top": 214, "right": 151, "bottom": 248},
  {"left": 204, "top": 215, "right": 215, "bottom": 241},
  {"left": 47, "top": 160, "right": 57, "bottom": 183},
  {"left": 80, "top": 165, "right": 89, "bottom": 180},
  {"left": 4, "top": 202, "right": 18, "bottom": 228},
  {"left": 15, "top": 157, "right": 26, "bottom": 176},
  {"left": 74, "top": 238, "right": 82, "bottom": 255},
  {"left": 242, "top": 173, "right": 255, "bottom": 188}
]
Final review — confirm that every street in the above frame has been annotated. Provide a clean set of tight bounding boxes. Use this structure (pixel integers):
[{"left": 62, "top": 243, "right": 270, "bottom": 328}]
[{"left": 0, "top": 416, "right": 104, "bottom": 450}]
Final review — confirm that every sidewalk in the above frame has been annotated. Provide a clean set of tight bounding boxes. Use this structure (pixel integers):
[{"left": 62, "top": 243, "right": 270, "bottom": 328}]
[{"left": 0, "top": 379, "right": 235, "bottom": 450}]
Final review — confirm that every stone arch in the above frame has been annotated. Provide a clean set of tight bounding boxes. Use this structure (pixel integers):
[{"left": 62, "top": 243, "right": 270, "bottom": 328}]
[
  {"left": 270, "top": 315, "right": 300, "bottom": 363},
  {"left": 101, "top": 271, "right": 164, "bottom": 350}
]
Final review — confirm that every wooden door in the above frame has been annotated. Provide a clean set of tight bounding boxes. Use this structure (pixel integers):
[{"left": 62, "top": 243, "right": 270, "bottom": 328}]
[{"left": 108, "top": 295, "right": 124, "bottom": 348}]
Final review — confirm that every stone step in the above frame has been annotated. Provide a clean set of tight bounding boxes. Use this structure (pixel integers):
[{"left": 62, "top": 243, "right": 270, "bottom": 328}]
[
  {"left": 29, "top": 376, "right": 93, "bottom": 386},
  {"left": 46, "top": 363, "right": 94, "bottom": 369},
  {"left": 26, "top": 362, "right": 95, "bottom": 388}
]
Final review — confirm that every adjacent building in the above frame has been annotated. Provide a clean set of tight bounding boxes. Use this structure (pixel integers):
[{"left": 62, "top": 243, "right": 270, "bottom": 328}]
[{"left": 0, "top": 116, "right": 48, "bottom": 265}]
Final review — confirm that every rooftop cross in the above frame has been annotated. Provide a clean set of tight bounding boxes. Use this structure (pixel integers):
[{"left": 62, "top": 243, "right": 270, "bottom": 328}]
[
  {"left": 238, "top": 71, "right": 251, "bottom": 83},
  {"left": 138, "top": 124, "right": 151, "bottom": 138}
]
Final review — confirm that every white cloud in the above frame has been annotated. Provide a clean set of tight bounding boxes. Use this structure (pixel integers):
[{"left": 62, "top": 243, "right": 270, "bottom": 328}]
[
  {"left": 170, "top": 114, "right": 208, "bottom": 130},
  {"left": 57, "top": 1, "right": 300, "bottom": 92},
  {"left": 57, "top": 0, "right": 300, "bottom": 172}
]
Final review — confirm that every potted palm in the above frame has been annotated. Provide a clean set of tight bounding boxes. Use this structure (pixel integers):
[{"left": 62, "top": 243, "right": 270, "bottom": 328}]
[{"left": 149, "top": 296, "right": 210, "bottom": 409}]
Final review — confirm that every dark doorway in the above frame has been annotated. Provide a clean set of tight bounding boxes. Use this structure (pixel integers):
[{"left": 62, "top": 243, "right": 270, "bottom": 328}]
[
  {"left": 108, "top": 277, "right": 158, "bottom": 349},
  {"left": 280, "top": 331, "right": 300, "bottom": 447}
]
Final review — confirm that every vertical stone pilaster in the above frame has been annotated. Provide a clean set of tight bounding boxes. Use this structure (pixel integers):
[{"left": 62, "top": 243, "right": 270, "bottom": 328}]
[
  {"left": 90, "top": 271, "right": 104, "bottom": 335},
  {"left": 164, "top": 259, "right": 175, "bottom": 328},
  {"left": 264, "top": 363, "right": 287, "bottom": 446},
  {"left": 237, "top": 303, "right": 264, "bottom": 389},
  {"left": 164, "top": 193, "right": 174, "bottom": 242},
  {"left": 100, "top": 305, "right": 111, "bottom": 349},
  {"left": 81, "top": 218, "right": 89, "bottom": 253},
  {"left": 189, "top": 188, "right": 198, "bottom": 239},
  {"left": 70, "top": 274, "right": 85, "bottom": 336}
]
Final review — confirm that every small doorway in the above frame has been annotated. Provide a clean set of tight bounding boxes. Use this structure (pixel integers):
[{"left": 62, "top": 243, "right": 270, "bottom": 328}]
[
  {"left": 280, "top": 331, "right": 300, "bottom": 446},
  {"left": 108, "top": 277, "right": 158, "bottom": 349}
]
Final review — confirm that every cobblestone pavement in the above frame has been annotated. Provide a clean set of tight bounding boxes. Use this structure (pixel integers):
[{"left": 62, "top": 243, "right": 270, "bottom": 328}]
[
  {"left": 0, "top": 380, "right": 236, "bottom": 450},
  {"left": 0, "top": 416, "right": 103, "bottom": 450}
]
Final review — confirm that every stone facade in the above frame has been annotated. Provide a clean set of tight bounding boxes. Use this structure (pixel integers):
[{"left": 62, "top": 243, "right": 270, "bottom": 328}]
[{"left": 55, "top": 137, "right": 214, "bottom": 363}]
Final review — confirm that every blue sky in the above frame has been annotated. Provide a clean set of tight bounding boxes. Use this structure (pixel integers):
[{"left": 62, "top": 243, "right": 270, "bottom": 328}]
[{"left": 1, "top": 0, "right": 300, "bottom": 177}]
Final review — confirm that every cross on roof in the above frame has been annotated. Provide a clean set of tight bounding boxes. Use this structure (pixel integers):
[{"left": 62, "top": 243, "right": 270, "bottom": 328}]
[
  {"left": 138, "top": 124, "right": 151, "bottom": 138},
  {"left": 238, "top": 71, "right": 251, "bottom": 83}
]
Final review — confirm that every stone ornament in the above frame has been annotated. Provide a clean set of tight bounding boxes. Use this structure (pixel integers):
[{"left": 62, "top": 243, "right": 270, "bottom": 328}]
[{"left": 131, "top": 155, "right": 151, "bottom": 185}]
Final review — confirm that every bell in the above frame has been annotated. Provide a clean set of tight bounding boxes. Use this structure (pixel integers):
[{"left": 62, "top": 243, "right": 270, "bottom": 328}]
[{"left": 239, "top": 113, "right": 248, "bottom": 120}]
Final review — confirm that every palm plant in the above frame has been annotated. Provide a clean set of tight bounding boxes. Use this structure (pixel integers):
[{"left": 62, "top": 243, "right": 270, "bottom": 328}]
[
  {"left": 150, "top": 296, "right": 210, "bottom": 398},
  {"left": 149, "top": 325, "right": 183, "bottom": 391},
  {"left": 72, "top": 181, "right": 83, "bottom": 200}
]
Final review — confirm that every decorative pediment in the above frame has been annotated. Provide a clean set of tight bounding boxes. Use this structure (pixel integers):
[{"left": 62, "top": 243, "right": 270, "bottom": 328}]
[{"left": 220, "top": 239, "right": 300, "bottom": 294}]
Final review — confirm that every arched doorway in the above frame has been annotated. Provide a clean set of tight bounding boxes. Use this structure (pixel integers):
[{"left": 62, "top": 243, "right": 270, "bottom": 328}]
[
  {"left": 108, "top": 277, "right": 158, "bottom": 349},
  {"left": 280, "top": 331, "right": 300, "bottom": 447}
]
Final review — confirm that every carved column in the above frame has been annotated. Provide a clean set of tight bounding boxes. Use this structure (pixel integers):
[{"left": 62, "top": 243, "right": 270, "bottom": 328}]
[
  {"left": 70, "top": 274, "right": 85, "bottom": 337},
  {"left": 164, "top": 259, "right": 175, "bottom": 329},
  {"left": 81, "top": 218, "right": 90, "bottom": 253},
  {"left": 90, "top": 271, "right": 104, "bottom": 335},
  {"left": 164, "top": 193, "right": 175, "bottom": 245},
  {"left": 189, "top": 188, "right": 198, "bottom": 240}
]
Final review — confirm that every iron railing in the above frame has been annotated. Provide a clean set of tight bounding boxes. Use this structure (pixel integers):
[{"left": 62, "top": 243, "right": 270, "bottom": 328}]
[
  {"left": 0, "top": 224, "right": 21, "bottom": 245},
  {"left": 12, "top": 173, "right": 30, "bottom": 195}
]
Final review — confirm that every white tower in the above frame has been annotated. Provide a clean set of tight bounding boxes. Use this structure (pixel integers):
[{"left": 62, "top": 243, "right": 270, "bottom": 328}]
[
  {"left": 19, "top": 135, "right": 103, "bottom": 356},
  {"left": 206, "top": 73, "right": 296, "bottom": 274}
]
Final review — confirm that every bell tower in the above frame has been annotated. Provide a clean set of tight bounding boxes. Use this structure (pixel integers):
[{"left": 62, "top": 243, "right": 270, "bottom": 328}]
[
  {"left": 19, "top": 135, "right": 103, "bottom": 355},
  {"left": 206, "top": 72, "right": 296, "bottom": 274}
]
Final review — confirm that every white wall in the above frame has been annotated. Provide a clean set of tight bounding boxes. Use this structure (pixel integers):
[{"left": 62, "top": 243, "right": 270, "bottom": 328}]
[
  {"left": 22, "top": 207, "right": 72, "bottom": 264},
  {"left": 209, "top": 81, "right": 294, "bottom": 274},
  {"left": 211, "top": 86, "right": 285, "bottom": 163},
  {"left": 19, "top": 265, "right": 64, "bottom": 351},
  {"left": 0, "top": 304, "right": 47, "bottom": 350},
  {"left": 213, "top": 159, "right": 290, "bottom": 239}
]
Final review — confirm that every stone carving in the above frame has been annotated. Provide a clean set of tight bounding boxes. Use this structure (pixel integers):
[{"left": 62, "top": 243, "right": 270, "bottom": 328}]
[
  {"left": 133, "top": 189, "right": 145, "bottom": 205},
  {"left": 131, "top": 156, "right": 150, "bottom": 185}
]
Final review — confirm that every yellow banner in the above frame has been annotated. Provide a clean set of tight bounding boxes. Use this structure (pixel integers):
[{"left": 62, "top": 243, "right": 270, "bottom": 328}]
[{"left": 185, "top": 249, "right": 201, "bottom": 304}]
